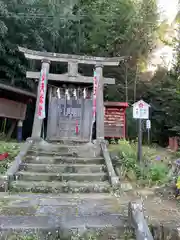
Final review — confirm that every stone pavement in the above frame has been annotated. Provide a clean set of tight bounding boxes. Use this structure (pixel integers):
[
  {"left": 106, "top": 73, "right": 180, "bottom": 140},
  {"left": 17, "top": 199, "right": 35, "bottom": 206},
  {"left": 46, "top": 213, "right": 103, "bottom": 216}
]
[
  {"left": 0, "top": 191, "right": 179, "bottom": 239},
  {"left": 0, "top": 193, "right": 129, "bottom": 239}
]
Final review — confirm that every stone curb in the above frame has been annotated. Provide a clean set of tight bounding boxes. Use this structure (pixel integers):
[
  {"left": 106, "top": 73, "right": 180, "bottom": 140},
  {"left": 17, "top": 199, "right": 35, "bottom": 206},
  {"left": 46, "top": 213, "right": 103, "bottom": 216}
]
[{"left": 100, "top": 141, "right": 119, "bottom": 187}]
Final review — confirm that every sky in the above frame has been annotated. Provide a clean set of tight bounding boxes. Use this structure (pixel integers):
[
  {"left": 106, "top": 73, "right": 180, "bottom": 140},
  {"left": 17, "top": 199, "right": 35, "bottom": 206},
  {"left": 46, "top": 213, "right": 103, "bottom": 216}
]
[
  {"left": 157, "top": 0, "right": 179, "bottom": 23},
  {"left": 147, "top": 0, "right": 179, "bottom": 72}
]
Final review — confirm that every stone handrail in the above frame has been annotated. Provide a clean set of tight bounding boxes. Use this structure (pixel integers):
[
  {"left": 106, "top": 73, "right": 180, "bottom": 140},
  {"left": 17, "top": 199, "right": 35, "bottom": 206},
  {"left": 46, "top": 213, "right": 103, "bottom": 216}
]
[
  {"left": 128, "top": 200, "right": 154, "bottom": 240},
  {"left": 100, "top": 141, "right": 119, "bottom": 186},
  {"left": 4, "top": 139, "right": 34, "bottom": 187}
]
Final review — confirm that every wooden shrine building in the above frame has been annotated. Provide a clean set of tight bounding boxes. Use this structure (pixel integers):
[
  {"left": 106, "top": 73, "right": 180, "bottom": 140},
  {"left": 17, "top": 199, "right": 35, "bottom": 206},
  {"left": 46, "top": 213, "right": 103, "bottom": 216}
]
[
  {"left": 0, "top": 82, "right": 36, "bottom": 140},
  {"left": 19, "top": 47, "right": 125, "bottom": 142}
]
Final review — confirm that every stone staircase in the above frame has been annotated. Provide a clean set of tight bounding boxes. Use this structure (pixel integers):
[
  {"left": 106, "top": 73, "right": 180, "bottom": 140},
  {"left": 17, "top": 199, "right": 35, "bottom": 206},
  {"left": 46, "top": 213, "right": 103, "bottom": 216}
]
[
  {"left": 1, "top": 141, "right": 179, "bottom": 239},
  {"left": 9, "top": 142, "right": 111, "bottom": 194},
  {"left": 0, "top": 141, "right": 134, "bottom": 239}
]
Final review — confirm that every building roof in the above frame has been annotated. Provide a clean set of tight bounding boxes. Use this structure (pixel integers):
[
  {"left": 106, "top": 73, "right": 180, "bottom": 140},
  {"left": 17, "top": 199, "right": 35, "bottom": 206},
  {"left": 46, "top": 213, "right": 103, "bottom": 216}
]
[
  {"left": 0, "top": 82, "right": 36, "bottom": 98},
  {"left": 104, "top": 102, "right": 128, "bottom": 107}
]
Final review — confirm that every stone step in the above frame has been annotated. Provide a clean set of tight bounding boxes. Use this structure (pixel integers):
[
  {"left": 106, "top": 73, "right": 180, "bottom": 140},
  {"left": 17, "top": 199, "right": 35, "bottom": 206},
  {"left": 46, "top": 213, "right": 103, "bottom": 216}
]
[
  {"left": 0, "top": 192, "right": 116, "bottom": 200},
  {"left": 0, "top": 192, "right": 124, "bottom": 217},
  {"left": 1, "top": 205, "right": 38, "bottom": 216},
  {"left": 0, "top": 214, "right": 126, "bottom": 226},
  {"left": 47, "top": 139, "right": 90, "bottom": 144},
  {"left": 31, "top": 144, "right": 82, "bottom": 151},
  {"left": 27, "top": 150, "right": 77, "bottom": 157},
  {"left": 25, "top": 155, "right": 104, "bottom": 164},
  {"left": 20, "top": 163, "right": 106, "bottom": 173},
  {"left": 0, "top": 229, "right": 133, "bottom": 240},
  {"left": 0, "top": 197, "right": 122, "bottom": 216},
  {"left": 10, "top": 180, "right": 111, "bottom": 193},
  {"left": 0, "top": 192, "right": 130, "bottom": 217},
  {"left": 16, "top": 171, "right": 108, "bottom": 182},
  {"left": 0, "top": 215, "right": 130, "bottom": 240}
]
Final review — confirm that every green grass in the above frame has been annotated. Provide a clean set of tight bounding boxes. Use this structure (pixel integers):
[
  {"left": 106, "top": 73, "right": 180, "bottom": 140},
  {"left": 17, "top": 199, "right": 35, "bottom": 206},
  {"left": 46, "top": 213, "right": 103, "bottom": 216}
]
[
  {"left": 4, "top": 235, "right": 38, "bottom": 240},
  {"left": 0, "top": 141, "right": 21, "bottom": 174},
  {"left": 109, "top": 140, "right": 172, "bottom": 186}
]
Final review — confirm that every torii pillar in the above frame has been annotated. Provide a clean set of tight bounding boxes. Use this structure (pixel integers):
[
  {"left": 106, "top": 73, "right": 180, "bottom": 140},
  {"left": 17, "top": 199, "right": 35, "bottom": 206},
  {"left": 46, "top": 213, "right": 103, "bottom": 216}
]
[
  {"left": 32, "top": 59, "right": 50, "bottom": 139},
  {"left": 95, "top": 64, "right": 104, "bottom": 140}
]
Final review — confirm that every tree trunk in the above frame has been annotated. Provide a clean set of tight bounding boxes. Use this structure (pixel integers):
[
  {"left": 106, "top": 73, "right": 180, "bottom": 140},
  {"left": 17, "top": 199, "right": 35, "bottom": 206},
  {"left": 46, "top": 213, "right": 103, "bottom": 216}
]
[{"left": 6, "top": 120, "right": 16, "bottom": 140}]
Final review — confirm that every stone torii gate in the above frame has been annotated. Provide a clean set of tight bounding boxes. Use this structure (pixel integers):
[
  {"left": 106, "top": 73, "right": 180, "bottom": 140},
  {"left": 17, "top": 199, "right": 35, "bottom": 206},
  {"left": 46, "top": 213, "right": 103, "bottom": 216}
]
[{"left": 19, "top": 47, "right": 125, "bottom": 141}]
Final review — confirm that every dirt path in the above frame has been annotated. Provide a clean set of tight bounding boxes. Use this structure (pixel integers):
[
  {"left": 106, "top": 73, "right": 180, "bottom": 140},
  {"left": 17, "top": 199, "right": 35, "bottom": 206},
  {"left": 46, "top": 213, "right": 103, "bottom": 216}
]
[{"left": 116, "top": 188, "right": 180, "bottom": 225}]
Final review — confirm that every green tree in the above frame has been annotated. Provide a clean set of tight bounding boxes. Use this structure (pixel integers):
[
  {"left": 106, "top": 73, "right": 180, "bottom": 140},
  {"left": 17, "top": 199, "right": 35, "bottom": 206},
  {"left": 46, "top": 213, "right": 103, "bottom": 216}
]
[
  {"left": 136, "top": 35, "right": 180, "bottom": 145},
  {"left": 0, "top": 0, "right": 79, "bottom": 89},
  {"left": 0, "top": 0, "right": 159, "bottom": 95}
]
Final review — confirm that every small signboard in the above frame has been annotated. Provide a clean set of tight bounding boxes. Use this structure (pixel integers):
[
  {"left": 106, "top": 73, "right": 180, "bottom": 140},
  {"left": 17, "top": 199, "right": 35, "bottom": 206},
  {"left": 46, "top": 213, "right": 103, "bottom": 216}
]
[
  {"left": 146, "top": 119, "right": 151, "bottom": 129},
  {"left": 133, "top": 100, "right": 150, "bottom": 119}
]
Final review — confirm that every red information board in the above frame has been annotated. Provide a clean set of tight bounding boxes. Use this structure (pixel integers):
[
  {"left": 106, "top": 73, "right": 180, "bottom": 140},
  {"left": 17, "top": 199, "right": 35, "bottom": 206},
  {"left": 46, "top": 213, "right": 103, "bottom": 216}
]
[{"left": 104, "top": 102, "right": 128, "bottom": 139}]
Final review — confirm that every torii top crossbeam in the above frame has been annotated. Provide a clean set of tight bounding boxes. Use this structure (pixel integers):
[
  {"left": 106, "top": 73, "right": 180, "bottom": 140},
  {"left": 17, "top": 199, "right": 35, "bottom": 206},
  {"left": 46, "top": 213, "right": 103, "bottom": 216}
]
[{"left": 18, "top": 46, "right": 125, "bottom": 66}]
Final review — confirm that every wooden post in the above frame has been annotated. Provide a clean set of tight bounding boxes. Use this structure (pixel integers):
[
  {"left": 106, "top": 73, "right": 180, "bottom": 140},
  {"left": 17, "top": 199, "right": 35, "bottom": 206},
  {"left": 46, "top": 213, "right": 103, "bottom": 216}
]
[
  {"left": 31, "top": 59, "right": 50, "bottom": 139},
  {"left": 6, "top": 120, "right": 17, "bottom": 140},
  {"left": 96, "top": 64, "right": 104, "bottom": 140},
  {"left": 17, "top": 120, "right": 23, "bottom": 142},
  {"left": 174, "top": 137, "right": 178, "bottom": 151}
]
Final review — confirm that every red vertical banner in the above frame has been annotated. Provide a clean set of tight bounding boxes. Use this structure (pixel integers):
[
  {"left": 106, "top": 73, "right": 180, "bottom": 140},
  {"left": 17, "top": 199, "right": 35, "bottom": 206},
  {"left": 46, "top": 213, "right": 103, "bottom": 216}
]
[{"left": 38, "top": 67, "right": 47, "bottom": 119}]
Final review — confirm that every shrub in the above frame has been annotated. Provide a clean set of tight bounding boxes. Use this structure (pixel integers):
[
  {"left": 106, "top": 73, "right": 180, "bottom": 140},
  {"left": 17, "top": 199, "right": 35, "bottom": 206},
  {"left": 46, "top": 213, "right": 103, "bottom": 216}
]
[
  {"left": 0, "top": 141, "right": 20, "bottom": 174},
  {"left": 147, "top": 162, "right": 169, "bottom": 183},
  {"left": 110, "top": 139, "right": 169, "bottom": 185}
]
